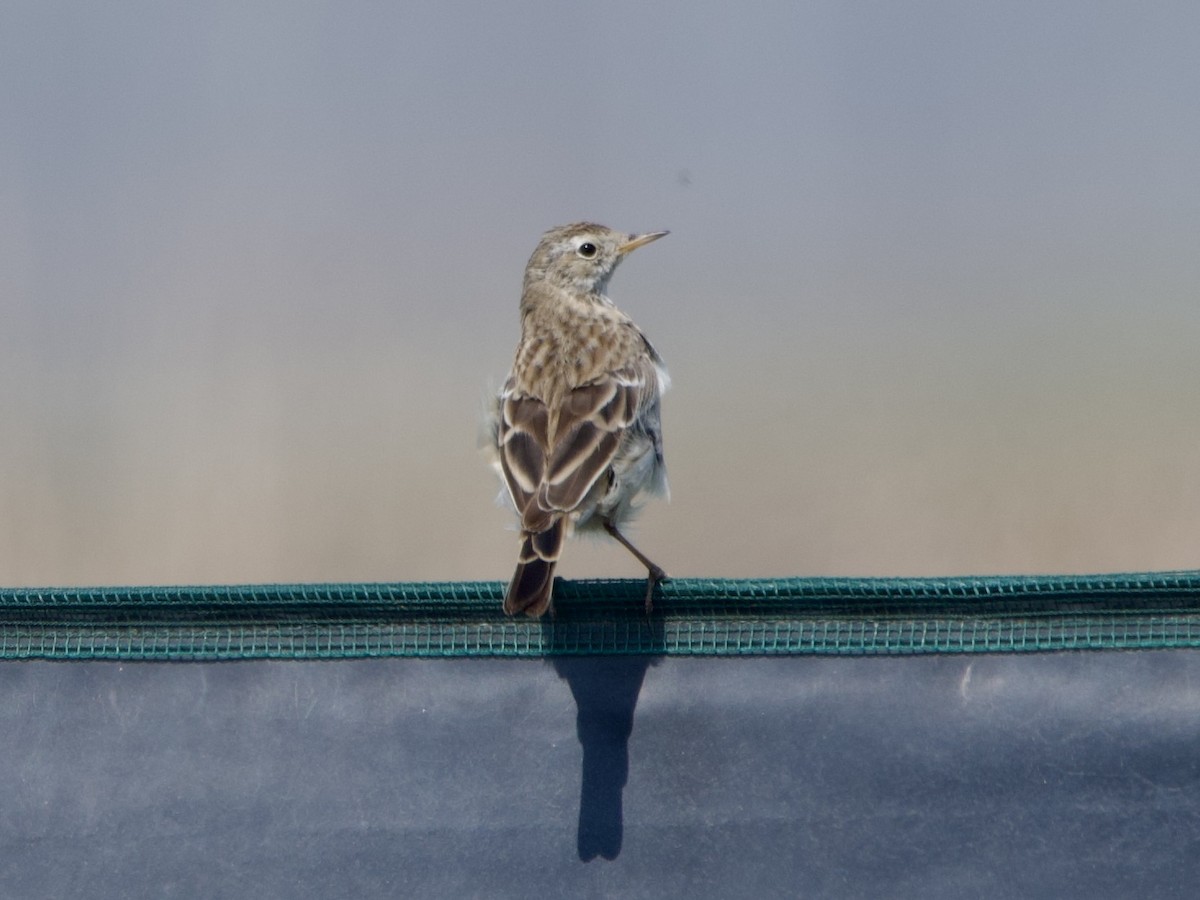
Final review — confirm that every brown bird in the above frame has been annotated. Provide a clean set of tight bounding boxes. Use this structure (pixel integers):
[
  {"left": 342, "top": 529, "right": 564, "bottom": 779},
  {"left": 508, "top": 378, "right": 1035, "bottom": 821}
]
[{"left": 490, "top": 223, "right": 670, "bottom": 617}]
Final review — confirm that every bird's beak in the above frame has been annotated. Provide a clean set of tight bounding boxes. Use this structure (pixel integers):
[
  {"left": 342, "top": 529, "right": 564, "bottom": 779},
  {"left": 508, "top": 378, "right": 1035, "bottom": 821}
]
[{"left": 617, "top": 230, "right": 669, "bottom": 255}]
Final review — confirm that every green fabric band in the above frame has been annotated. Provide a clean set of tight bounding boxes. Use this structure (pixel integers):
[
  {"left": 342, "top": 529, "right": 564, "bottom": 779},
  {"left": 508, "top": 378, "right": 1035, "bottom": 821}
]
[{"left": 3, "top": 571, "right": 1199, "bottom": 660}]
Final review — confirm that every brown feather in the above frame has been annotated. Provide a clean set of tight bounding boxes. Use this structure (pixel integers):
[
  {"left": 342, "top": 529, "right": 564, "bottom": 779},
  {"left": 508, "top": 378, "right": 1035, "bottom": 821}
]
[
  {"left": 503, "top": 557, "right": 555, "bottom": 617},
  {"left": 500, "top": 430, "right": 544, "bottom": 495},
  {"left": 504, "top": 519, "right": 565, "bottom": 617},
  {"left": 544, "top": 430, "right": 620, "bottom": 511}
]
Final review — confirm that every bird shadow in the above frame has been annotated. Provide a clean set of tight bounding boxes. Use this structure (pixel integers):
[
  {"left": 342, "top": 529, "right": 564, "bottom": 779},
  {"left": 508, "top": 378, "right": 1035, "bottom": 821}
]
[
  {"left": 550, "top": 652, "right": 662, "bottom": 861},
  {"left": 539, "top": 580, "right": 666, "bottom": 860}
]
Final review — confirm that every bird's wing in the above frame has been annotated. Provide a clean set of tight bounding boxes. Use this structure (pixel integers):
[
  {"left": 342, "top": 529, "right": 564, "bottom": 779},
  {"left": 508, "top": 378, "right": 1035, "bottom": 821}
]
[{"left": 498, "top": 361, "right": 657, "bottom": 533}]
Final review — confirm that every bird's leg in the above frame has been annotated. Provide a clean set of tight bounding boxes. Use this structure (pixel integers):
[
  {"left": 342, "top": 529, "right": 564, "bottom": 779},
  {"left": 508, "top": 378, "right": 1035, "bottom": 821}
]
[{"left": 602, "top": 520, "right": 668, "bottom": 612}]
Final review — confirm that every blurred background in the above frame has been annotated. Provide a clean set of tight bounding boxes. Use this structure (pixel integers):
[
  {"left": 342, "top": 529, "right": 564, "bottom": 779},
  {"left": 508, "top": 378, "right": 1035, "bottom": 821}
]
[{"left": 2, "top": 2, "right": 1197, "bottom": 587}]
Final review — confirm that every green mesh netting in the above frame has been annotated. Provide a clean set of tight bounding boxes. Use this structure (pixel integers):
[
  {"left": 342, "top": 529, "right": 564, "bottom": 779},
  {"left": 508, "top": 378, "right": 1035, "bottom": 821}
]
[{"left": 2, "top": 572, "right": 1200, "bottom": 660}]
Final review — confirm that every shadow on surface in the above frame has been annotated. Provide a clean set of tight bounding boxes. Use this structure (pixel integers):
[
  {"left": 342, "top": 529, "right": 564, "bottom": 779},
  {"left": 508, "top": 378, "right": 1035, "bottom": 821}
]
[
  {"left": 4, "top": 654, "right": 1200, "bottom": 898},
  {"left": 552, "top": 655, "right": 661, "bottom": 860}
]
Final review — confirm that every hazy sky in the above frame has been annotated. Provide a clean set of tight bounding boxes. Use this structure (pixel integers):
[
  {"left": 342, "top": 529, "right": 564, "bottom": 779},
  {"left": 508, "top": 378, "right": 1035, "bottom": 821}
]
[{"left": 2, "top": 3, "right": 1198, "bottom": 586}]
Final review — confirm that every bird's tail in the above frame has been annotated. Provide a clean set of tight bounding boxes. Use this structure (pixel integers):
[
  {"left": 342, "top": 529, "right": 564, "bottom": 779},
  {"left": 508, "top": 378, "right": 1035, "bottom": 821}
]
[{"left": 504, "top": 519, "right": 565, "bottom": 618}]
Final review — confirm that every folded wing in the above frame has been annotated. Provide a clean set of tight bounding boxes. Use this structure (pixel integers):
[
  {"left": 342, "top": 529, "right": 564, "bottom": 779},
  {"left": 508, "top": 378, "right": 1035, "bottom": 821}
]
[{"left": 498, "top": 362, "right": 654, "bottom": 531}]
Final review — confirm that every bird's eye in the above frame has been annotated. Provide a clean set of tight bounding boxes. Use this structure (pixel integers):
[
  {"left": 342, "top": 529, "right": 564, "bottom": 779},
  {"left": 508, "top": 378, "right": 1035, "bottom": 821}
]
[{"left": 577, "top": 242, "right": 598, "bottom": 259}]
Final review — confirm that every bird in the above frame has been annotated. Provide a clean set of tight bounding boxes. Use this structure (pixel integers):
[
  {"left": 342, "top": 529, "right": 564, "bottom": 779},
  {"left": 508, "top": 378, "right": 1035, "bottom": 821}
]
[{"left": 489, "top": 222, "right": 671, "bottom": 618}]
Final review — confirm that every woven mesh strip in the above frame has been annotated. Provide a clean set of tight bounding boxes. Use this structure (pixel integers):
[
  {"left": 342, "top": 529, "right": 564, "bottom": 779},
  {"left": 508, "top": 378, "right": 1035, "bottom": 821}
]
[{"left": 2, "top": 572, "right": 1200, "bottom": 660}]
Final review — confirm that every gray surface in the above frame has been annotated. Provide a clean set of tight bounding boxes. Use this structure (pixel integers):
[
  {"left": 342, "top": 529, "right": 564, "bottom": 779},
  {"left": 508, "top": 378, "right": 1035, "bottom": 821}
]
[{"left": 3, "top": 652, "right": 1200, "bottom": 898}]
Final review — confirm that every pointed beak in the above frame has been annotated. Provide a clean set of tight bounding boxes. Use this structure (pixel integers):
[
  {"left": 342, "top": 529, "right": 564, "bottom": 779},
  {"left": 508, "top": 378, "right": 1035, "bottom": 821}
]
[{"left": 617, "top": 230, "right": 669, "bottom": 255}]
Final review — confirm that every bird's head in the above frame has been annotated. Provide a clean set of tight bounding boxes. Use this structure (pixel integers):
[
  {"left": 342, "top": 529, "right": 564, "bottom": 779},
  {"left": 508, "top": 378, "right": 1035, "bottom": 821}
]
[{"left": 523, "top": 222, "right": 668, "bottom": 297}]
